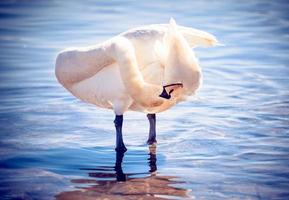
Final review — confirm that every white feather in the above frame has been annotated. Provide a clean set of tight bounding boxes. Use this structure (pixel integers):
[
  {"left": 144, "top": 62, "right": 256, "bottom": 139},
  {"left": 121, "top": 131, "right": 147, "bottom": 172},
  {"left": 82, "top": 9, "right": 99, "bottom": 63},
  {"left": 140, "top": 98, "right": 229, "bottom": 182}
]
[{"left": 55, "top": 19, "right": 217, "bottom": 115}]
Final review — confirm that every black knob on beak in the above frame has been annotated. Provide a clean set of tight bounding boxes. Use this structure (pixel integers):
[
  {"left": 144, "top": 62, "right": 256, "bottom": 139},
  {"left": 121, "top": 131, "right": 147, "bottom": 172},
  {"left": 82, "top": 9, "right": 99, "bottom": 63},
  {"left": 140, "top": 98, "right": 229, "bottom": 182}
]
[
  {"left": 159, "top": 86, "right": 171, "bottom": 99},
  {"left": 159, "top": 83, "right": 183, "bottom": 100}
]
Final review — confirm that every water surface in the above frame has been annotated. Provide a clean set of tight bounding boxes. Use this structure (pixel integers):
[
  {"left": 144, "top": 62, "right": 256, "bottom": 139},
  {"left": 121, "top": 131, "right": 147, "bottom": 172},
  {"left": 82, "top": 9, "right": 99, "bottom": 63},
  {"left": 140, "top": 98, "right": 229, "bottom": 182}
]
[{"left": 0, "top": 0, "right": 289, "bottom": 199}]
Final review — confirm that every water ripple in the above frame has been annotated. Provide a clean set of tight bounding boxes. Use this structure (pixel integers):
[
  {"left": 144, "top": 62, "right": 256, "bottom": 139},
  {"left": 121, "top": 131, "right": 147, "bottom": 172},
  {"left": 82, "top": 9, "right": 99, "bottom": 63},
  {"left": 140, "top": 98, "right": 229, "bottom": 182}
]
[{"left": 0, "top": 0, "right": 289, "bottom": 199}]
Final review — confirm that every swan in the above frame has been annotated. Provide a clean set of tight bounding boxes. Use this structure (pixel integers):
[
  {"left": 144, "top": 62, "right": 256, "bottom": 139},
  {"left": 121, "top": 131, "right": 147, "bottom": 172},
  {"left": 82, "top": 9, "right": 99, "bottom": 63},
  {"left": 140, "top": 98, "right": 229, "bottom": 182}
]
[{"left": 55, "top": 18, "right": 218, "bottom": 152}]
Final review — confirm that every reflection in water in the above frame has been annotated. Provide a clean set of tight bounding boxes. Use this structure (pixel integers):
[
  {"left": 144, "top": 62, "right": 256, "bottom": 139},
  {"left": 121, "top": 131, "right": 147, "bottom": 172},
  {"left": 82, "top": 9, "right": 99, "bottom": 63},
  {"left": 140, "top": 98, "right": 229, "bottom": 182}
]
[{"left": 56, "top": 145, "right": 188, "bottom": 200}]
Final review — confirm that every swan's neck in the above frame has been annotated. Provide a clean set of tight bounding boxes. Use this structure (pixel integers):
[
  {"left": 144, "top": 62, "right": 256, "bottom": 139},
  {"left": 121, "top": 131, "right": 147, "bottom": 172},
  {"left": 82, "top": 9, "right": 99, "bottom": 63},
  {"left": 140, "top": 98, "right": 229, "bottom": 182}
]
[
  {"left": 156, "top": 19, "right": 202, "bottom": 96},
  {"left": 162, "top": 35, "right": 201, "bottom": 94}
]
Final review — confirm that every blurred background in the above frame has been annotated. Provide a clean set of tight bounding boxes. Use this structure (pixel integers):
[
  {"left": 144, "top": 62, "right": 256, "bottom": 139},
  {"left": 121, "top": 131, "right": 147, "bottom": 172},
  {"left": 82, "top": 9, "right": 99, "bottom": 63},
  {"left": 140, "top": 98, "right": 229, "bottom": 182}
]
[{"left": 0, "top": 0, "right": 289, "bottom": 199}]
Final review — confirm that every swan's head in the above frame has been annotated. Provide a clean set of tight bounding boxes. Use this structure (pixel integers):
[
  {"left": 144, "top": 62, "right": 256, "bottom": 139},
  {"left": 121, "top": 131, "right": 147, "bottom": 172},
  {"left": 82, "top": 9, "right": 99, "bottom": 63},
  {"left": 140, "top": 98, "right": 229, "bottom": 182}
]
[
  {"left": 157, "top": 18, "right": 200, "bottom": 99},
  {"left": 159, "top": 83, "right": 183, "bottom": 99}
]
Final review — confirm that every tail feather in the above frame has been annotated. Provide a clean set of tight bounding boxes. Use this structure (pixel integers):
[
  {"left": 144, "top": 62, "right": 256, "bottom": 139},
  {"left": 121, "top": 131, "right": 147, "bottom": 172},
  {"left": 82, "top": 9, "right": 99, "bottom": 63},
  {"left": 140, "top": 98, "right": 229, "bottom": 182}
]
[{"left": 179, "top": 26, "right": 219, "bottom": 47}]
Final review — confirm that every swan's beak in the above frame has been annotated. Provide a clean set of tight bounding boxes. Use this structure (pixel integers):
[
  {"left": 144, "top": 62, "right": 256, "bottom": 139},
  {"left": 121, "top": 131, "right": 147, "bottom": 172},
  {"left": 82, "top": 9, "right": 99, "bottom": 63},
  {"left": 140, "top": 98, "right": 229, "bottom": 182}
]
[{"left": 159, "top": 83, "right": 183, "bottom": 99}]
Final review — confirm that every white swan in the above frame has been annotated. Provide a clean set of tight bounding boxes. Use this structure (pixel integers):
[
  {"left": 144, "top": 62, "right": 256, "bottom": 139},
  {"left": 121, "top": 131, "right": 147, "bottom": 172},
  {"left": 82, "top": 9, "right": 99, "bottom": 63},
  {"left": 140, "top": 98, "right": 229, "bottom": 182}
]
[{"left": 55, "top": 18, "right": 218, "bottom": 152}]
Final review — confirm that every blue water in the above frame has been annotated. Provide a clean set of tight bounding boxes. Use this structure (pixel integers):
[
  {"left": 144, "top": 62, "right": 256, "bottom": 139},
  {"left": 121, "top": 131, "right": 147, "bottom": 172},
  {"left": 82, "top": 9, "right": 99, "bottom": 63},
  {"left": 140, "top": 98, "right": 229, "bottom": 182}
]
[{"left": 0, "top": 0, "right": 289, "bottom": 199}]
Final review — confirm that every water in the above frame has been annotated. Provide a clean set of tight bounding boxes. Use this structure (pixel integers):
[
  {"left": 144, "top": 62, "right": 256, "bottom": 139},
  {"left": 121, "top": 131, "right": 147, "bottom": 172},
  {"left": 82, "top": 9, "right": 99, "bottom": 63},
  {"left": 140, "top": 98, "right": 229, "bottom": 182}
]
[{"left": 0, "top": 0, "right": 289, "bottom": 199}]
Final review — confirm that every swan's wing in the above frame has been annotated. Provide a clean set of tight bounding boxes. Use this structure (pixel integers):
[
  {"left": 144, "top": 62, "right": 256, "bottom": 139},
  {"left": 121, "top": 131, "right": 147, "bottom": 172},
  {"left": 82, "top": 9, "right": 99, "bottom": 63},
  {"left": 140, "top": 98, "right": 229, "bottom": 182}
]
[
  {"left": 120, "top": 24, "right": 165, "bottom": 41},
  {"left": 57, "top": 23, "right": 218, "bottom": 89},
  {"left": 121, "top": 24, "right": 219, "bottom": 48},
  {"left": 55, "top": 42, "right": 115, "bottom": 88}
]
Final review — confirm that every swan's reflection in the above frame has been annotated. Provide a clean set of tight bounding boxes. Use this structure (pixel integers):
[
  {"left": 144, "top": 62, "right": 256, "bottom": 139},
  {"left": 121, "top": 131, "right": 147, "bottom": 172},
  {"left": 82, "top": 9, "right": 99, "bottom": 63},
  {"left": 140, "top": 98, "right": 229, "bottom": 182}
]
[
  {"left": 56, "top": 145, "right": 188, "bottom": 200},
  {"left": 115, "top": 145, "right": 157, "bottom": 182}
]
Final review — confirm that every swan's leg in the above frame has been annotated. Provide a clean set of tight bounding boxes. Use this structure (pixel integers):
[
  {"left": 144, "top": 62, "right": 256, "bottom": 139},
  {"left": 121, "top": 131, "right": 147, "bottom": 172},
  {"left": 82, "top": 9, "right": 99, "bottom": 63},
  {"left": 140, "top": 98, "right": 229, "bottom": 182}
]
[
  {"left": 115, "top": 149, "right": 126, "bottom": 181},
  {"left": 114, "top": 115, "right": 127, "bottom": 153},
  {"left": 147, "top": 113, "right": 157, "bottom": 145}
]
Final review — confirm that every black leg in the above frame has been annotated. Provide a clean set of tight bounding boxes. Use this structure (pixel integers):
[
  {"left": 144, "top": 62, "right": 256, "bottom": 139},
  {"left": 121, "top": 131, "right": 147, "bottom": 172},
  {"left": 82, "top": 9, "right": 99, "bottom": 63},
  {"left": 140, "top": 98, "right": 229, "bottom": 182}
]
[
  {"left": 114, "top": 115, "right": 127, "bottom": 152},
  {"left": 147, "top": 113, "right": 157, "bottom": 145}
]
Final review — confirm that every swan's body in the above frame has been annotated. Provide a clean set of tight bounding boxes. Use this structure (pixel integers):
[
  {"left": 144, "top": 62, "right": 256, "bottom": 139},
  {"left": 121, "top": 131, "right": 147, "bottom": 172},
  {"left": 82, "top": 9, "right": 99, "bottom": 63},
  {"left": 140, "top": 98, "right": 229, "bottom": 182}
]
[{"left": 55, "top": 19, "right": 218, "bottom": 152}]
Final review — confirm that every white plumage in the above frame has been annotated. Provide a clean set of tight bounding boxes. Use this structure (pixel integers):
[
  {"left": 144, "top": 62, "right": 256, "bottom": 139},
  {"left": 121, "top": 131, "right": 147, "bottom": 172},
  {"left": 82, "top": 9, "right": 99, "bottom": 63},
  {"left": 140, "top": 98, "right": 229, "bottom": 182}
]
[{"left": 55, "top": 19, "right": 218, "bottom": 115}]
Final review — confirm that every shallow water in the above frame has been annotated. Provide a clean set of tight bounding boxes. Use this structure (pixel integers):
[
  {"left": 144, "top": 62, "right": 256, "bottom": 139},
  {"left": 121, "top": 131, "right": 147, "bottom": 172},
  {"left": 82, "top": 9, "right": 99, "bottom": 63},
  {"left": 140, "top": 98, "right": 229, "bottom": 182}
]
[{"left": 0, "top": 0, "right": 289, "bottom": 199}]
